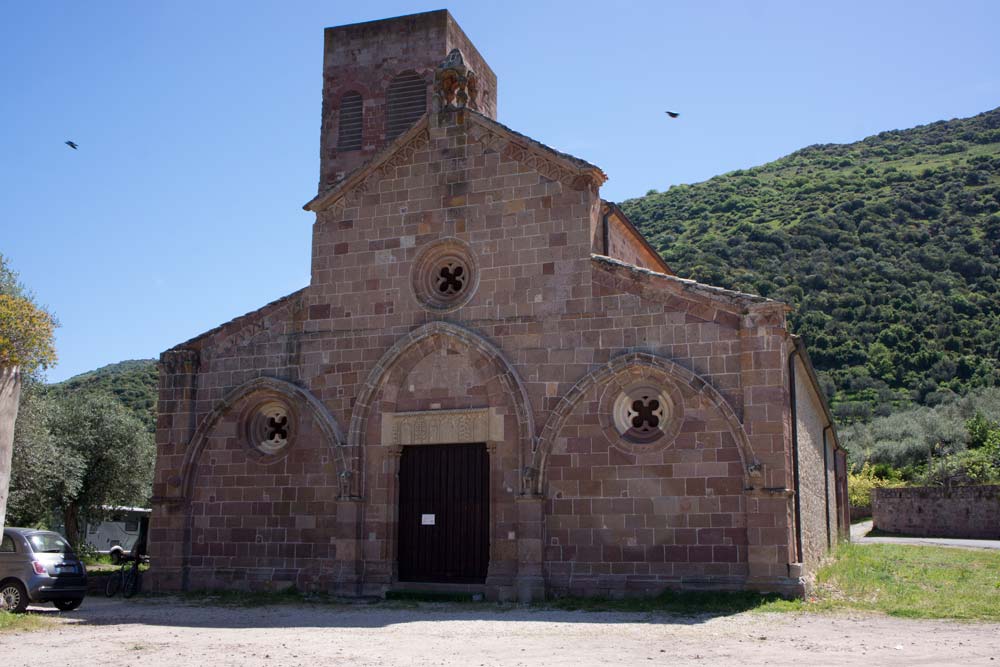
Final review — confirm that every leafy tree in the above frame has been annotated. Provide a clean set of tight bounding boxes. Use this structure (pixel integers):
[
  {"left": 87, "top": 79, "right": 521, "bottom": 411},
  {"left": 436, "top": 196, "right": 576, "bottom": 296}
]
[
  {"left": 5, "top": 384, "right": 79, "bottom": 528},
  {"left": 966, "top": 412, "right": 999, "bottom": 449},
  {"left": 0, "top": 254, "right": 57, "bottom": 377},
  {"left": 0, "top": 254, "right": 57, "bottom": 533},
  {"left": 45, "top": 393, "right": 154, "bottom": 546}
]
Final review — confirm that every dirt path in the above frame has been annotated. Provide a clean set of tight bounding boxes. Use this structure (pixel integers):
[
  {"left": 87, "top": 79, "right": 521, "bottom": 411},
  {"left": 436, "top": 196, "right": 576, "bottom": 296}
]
[{"left": 3, "top": 597, "right": 998, "bottom": 666}]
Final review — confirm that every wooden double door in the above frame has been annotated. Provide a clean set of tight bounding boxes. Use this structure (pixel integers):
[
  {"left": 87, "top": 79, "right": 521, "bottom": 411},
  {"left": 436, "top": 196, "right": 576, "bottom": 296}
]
[{"left": 397, "top": 443, "right": 490, "bottom": 584}]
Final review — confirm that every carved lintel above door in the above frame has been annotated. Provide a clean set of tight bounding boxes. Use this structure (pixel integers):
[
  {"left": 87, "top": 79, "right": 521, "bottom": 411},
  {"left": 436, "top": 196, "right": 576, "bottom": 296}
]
[{"left": 381, "top": 407, "right": 504, "bottom": 446}]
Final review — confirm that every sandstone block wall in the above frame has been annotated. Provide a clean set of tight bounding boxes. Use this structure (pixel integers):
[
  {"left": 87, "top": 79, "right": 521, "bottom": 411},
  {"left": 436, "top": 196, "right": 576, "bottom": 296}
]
[
  {"left": 147, "top": 11, "right": 847, "bottom": 600},
  {"left": 319, "top": 10, "right": 497, "bottom": 188},
  {"left": 873, "top": 485, "right": 1000, "bottom": 539},
  {"left": 792, "top": 355, "right": 839, "bottom": 570}
]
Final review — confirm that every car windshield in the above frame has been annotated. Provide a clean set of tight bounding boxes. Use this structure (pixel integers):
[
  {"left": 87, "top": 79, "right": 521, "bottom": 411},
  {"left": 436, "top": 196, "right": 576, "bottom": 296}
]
[{"left": 28, "top": 533, "right": 74, "bottom": 555}]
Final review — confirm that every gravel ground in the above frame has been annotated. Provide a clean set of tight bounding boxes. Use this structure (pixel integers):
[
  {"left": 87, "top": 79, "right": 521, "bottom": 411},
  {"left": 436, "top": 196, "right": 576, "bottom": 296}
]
[{"left": 4, "top": 596, "right": 999, "bottom": 666}]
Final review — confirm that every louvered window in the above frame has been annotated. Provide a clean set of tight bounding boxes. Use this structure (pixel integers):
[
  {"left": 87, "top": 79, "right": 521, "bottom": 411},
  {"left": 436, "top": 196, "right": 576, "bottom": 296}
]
[
  {"left": 386, "top": 71, "right": 427, "bottom": 141},
  {"left": 337, "top": 91, "right": 363, "bottom": 152}
]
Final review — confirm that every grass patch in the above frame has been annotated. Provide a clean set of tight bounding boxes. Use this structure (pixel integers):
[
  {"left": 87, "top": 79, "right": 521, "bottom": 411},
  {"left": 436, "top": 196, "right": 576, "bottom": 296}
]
[
  {"left": 543, "top": 543, "right": 1000, "bottom": 620},
  {"left": 547, "top": 589, "right": 803, "bottom": 615},
  {"left": 812, "top": 542, "right": 1000, "bottom": 621},
  {"left": 0, "top": 611, "right": 52, "bottom": 634},
  {"left": 80, "top": 553, "right": 115, "bottom": 566}
]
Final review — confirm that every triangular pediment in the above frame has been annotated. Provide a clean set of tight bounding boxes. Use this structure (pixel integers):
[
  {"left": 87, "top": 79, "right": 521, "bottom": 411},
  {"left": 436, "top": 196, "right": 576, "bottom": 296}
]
[
  {"left": 304, "top": 118, "right": 433, "bottom": 213},
  {"left": 303, "top": 110, "right": 607, "bottom": 214}
]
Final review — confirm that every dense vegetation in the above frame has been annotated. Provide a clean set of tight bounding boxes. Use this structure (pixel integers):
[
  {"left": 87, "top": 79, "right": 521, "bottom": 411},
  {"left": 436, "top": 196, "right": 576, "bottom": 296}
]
[
  {"left": 843, "top": 388, "right": 1000, "bottom": 511},
  {"left": 44, "top": 359, "right": 157, "bottom": 432},
  {"left": 623, "top": 108, "right": 1000, "bottom": 422}
]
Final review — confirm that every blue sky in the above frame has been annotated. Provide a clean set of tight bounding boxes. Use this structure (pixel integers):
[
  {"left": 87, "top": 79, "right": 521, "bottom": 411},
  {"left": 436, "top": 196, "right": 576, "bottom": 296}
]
[{"left": 2, "top": 1, "right": 998, "bottom": 382}]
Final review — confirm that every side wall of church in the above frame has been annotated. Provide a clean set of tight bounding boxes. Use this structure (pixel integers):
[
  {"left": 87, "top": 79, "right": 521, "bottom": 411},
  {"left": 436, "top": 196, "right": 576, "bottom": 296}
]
[
  {"left": 605, "top": 213, "right": 667, "bottom": 272},
  {"left": 794, "top": 355, "right": 838, "bottom": 571}
]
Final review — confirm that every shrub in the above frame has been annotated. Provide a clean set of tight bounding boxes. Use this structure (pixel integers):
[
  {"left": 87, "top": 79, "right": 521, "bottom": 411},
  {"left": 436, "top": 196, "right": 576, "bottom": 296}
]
[{"left": 848, "top": 462, "right": 903, "bottom": 515}]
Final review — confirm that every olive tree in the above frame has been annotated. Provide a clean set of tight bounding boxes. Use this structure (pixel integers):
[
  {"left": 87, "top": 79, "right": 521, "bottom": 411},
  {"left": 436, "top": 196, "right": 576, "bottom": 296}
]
[
  {"left": 44, "top": 393, "right": 154, "bottom": 546},
  {"left": 5, "top": 387, "right": 82, "bottom": 529}
]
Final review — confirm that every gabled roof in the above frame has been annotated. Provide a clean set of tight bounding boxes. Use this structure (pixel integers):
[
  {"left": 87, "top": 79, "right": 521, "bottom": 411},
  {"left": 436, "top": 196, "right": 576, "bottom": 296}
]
[
  {"left": 591, "top": 254, "right": 783, "bottom": 314},
  {"left": 601, "top": 200, "right": 674, "bottom": 275},
  {"left": 303, "top": 110, "right": 608, "bottom": 213},
  {"left": 790, "top": 335, "right": 845, "bottom": 454},
  {"left": 303, "top": 118, "right": 432, "bottom": 213},
  {"left": 165, "top": 287, "right": 306, "bottom": 352}
]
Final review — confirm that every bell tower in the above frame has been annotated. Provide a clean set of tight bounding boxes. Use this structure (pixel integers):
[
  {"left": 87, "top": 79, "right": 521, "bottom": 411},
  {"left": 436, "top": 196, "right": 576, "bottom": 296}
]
[{"left": 318, "top": 10, "right": 497, "bottom": 189}]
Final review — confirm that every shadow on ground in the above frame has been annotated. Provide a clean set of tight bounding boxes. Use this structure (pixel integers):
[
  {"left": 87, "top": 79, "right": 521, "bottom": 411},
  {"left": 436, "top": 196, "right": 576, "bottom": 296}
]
[{"left": 25, "top": 588, "right": 795, "bottom": 631}]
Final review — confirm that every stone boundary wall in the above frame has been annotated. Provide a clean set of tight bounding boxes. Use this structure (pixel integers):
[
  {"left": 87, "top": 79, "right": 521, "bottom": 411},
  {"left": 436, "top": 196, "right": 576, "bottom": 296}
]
[{"left": 872, "top": 485, "right": 1000, "bottom": 539}]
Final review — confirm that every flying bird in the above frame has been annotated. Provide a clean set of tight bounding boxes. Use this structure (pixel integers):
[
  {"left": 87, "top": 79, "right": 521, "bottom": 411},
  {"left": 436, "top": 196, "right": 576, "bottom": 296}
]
[
  {"left": 665, "top": 111, "right": 680, "bottom": 119},
  {"left": 65, "top": 141, "right": 78, "bottom": 149}
]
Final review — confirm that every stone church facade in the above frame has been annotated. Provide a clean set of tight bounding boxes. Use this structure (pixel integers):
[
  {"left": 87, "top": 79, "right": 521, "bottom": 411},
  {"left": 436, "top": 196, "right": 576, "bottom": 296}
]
[{"left": 149, "top": 10, "right": 849, "bottom": 601}]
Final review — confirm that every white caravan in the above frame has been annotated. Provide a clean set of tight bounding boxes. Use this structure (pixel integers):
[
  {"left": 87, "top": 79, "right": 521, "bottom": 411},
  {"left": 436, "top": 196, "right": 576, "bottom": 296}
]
[{"left": 82, "top": 506, "right": 151, "bottom": 563}]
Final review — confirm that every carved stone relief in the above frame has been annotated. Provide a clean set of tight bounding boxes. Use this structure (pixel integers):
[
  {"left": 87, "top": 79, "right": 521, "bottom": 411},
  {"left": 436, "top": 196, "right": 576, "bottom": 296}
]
[{"left": 381, "top": 407, "right": 504, "bottom": 446}]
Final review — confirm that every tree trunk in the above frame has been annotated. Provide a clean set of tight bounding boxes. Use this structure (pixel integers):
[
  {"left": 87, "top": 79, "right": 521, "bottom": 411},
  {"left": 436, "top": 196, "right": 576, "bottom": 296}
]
[
  {"left": 63, "top": 503, "right": 81, "bottom": 548},
  {"left": 0, "top": 365, "right": 22, "bottom": 533}
]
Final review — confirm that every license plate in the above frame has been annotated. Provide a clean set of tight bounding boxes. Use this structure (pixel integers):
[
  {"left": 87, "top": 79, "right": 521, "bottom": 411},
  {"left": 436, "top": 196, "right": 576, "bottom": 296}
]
[{"left": 56, "top": 564, "right": 76, "bottom": 573}]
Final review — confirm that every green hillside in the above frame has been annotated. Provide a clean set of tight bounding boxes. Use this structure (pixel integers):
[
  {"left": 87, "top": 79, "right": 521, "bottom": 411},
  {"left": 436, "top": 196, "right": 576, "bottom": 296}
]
[
  {"left": 45, "top": 359, "right": 158, "bottom": 432},
  {"left": 622, "top": 107, "right": 1000, "bottom": 421}
]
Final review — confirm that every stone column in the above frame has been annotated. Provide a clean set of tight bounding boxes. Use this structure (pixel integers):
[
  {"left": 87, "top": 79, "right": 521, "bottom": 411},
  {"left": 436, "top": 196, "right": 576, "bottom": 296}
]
[
  {"left": 514, "top": 495, "right": 545, "bottom": 602},
  {"left": 330, "top": 497, "right": 364, "bottom": 596},
  {"left": 0, "top": 365, "right": 22, "bottom": 533},
  {"left": 739, "top": 305, "right": 801, "bottom": 594}
]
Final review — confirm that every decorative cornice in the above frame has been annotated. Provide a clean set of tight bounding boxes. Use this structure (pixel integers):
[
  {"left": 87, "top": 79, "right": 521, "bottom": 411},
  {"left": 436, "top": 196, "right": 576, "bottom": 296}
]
[{"left": 159, "top": 349, "right": 199, "bottom": 375}]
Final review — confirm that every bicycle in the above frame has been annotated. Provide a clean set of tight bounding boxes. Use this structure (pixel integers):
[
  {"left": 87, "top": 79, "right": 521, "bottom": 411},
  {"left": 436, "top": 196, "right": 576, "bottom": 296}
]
[{"left": 104, "top": 554, "right": 147, "bottom": 598}]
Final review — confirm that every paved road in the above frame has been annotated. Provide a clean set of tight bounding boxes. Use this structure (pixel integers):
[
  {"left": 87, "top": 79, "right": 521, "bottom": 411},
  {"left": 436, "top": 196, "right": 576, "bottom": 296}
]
[{"left": 851, "top": 520, "right": 1000, "bottom": 550}]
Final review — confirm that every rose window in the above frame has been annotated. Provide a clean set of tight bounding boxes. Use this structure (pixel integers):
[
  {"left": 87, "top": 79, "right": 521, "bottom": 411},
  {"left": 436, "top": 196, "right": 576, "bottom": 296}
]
[
  {"left": 613, "top": 385, "right": 673, "bottom": 444},
  {"left": 412, "top": 239, "right": 478, "bottom": 311},
  {"left": 243, "top": 399, "right": 295, "bottom": 456}
]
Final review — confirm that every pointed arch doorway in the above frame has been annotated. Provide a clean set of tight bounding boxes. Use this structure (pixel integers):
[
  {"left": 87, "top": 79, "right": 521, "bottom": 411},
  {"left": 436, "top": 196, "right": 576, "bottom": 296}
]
[{"left": 397, "top": 442, "right": 489, "bottom": 583}]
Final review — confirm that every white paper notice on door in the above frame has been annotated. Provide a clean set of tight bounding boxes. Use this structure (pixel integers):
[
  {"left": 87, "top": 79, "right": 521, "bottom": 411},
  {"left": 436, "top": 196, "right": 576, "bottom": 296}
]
[{"left": 421, "top": 514, "right": 435, "bottom": 525}]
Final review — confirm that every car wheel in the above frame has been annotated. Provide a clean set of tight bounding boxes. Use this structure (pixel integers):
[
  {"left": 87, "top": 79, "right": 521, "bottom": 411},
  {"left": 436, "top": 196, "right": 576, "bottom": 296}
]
[
  {"left": 110, "top": 550, "right": 123, "bottom": 566},
  {"left": 0, "top": 580, "right": 28, "bottom": 613},
  {"left": 53, "top": 598, "right": 83, "bottom": 612}
]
